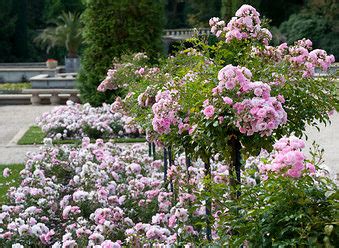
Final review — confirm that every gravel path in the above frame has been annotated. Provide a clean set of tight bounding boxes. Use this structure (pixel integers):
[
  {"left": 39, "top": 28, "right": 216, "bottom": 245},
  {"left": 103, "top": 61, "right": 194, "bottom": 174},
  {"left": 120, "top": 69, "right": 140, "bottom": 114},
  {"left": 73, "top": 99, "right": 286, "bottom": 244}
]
[{"left": 0, "top": 105, "right": 338, "bottom": 178}]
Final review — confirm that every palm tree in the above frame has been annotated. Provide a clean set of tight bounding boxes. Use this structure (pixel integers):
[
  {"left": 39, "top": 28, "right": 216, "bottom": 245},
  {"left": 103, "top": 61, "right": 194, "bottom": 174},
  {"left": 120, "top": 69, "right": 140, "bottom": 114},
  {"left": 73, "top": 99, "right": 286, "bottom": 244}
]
[{"left": 35, "top": 12, "right": 82, "bottom": 58}]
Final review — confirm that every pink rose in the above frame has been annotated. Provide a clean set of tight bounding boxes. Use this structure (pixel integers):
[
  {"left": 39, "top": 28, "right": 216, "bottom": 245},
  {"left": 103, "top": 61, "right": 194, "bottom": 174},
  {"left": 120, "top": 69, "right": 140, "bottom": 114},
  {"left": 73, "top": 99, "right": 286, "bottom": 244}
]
[
  {"left": 203, "top": 105, "right": 215, "bottom": 119},
  {"left": 2, "top": 168, "right": 10, "bottom": 178}
]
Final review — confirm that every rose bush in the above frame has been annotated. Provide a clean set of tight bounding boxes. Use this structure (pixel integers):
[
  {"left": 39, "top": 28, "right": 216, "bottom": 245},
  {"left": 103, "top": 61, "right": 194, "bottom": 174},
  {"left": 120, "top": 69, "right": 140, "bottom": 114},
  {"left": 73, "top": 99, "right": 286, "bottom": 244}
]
[
  {"left": 95, "top": 3, "right": 339, "bottom": 246},
  {"left": 1, "top": 4, "right": 338, "bottom": 247},
  {"left": 0, "top": 137, "right": 236, "bottom": 247},
  {"left": 36, "top": 101, "right": 141, "bottom": 140},
  {"left": 1, "top": 137, "right": 337, "bottom": 247},
  {"left": 100, "top": 5, "right": 338, "bottom": 163}
]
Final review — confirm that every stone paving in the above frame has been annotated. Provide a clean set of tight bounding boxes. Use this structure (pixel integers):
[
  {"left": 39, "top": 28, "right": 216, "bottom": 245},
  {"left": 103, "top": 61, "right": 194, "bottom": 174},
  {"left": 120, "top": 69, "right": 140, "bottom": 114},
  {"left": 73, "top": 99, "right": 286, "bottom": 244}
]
[
  {"left": 0, "top": 105, "right": 338, "bottom": 178},
  {"left": 0, "top": 105, "right": 54, "bottom": 164}
]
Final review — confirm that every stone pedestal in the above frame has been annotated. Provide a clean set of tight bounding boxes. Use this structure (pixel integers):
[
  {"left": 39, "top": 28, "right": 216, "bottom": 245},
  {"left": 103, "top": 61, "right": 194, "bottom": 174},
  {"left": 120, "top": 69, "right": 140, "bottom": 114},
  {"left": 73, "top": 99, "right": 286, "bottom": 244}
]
[
  {"left": 30, "top": 93, "right": 41, "bottom": 105},
  {"left": 50, "top": 93, "right": 61, "bottom": 105}
]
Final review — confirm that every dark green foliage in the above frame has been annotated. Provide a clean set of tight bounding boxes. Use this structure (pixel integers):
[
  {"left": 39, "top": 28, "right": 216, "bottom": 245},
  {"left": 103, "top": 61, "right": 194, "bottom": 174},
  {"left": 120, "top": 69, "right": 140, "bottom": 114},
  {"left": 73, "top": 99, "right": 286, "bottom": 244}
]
[
  {"left": 221, "top": 0, "right": 246, "bottom": 21},
  {"left": 280, "top": 13, "right": 330, "bottom": 47},
  {"left": 219, "top": 175, "right": 338, "bottom": 247},
  {"left": 0, "top": 0, "right": 84, "bottom": 63},
  {"left": 12, "top": 0, "right": 29, "bottom": 61},
  {"left": 43, "top": 0, "right": 84, "bottom": 23},
  {"left": 279, "top": 12, "right": 339, "bottom": 57},
  {"left": 221, "top": 0, "right": 304, "bottom": 26},
  {"left": 0, "top": 0, "right": 16, "bottom": 62},
  {"left": 258, "top": 0, "right": 304, "bottom": 26},
  {"left": 35, "top": 12, "right": 83, "bottom": 58},
  {"left": 186, "top": 0, "right": 222, "bottom": 27},
  {"left": 279, "top": 1, "right": 339, "bottom": 58},
  {"left": 78, "top": 0, "right": 165, "bottom": 106},
  {"left": 318, "top": 32, "right": 339, "bottom": 59}
]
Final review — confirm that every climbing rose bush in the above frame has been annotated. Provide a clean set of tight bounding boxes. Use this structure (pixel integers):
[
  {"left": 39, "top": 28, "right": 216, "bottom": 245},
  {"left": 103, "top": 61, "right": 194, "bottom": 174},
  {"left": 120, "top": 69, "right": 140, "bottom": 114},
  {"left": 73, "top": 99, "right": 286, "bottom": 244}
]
[
  {"left": 99, "top": 4, "right": 338, "bottom": 160},
  {"left": 36, "top": 101, "right": 141, "bottom": 140}
]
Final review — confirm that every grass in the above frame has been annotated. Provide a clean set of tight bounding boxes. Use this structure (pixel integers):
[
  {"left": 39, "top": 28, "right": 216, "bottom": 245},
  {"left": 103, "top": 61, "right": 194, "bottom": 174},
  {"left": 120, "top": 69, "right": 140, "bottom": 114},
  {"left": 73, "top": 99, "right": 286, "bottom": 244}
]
[
  {"left": 17, "top": 126, "right": 45, "bottom": 145},
  {"left": 0, "top": 82, "right": 31, "bottom": 91},
  {"left": 17, "top": 126, "right": 146, "bottom": 145},
  {"left": 0, "top": 164, "right": 24, "bottom": 204}
]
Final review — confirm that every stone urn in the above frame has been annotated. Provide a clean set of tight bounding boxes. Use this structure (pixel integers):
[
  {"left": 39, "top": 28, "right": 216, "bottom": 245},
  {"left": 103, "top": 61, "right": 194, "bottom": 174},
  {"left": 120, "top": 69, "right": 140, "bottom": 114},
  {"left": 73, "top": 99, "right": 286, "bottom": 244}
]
[
  {"left": 65, "top": 57, "right": 80, "bottom": 73},
  {"left": 46, "top": 59, "right": 58, "bottom": 69}
]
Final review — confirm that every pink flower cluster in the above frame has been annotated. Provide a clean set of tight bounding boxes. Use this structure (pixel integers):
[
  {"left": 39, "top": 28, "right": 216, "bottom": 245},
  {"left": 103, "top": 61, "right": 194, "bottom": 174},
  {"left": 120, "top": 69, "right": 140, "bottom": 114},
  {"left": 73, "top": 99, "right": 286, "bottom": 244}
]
[
  {"left": 252, "top": 39, "right": 335, "bottom": 78},
  {"left": 206, "top": 65, "right": 287, "bottom": 136},
  {"left": 210, "top": 5, "right": 272, "bottom": 44},
  {"left": 2, "top": 168, "right": 11, "bottom": 178},
  {"left": 97, "top": 69, "right": 118, "bottom": 92},
  {"left": 37, "top": 100, "right": 141, "bottom": 140},
  {"left": 0, "top": 139, "right": 163, "bottom": 247},
  {"left": 215, "top": 64, "right": 252, "bottom": 92},
  {"left": 137, "top": 86, "right": 157, "bottom": 108},
  {"left": 257, "top": 137, "right": 316, "bottom": 178},
  {"left": 0, "top": 137, "right": 242, "bottom": 246},
  {"left": 233, "top": 97, "right": 287, "bottom": 136},
  {"left": 152, "top": 90, "right": 181, "bottom": 134}
]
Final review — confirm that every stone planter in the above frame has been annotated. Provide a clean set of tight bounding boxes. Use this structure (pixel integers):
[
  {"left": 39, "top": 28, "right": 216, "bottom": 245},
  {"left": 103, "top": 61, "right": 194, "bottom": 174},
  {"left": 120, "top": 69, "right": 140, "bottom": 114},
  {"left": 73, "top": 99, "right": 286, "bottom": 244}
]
[
  {"left": 65, "top": 57, "right": 80, "bottom": 73},
  {"left": 46, "top": 60, "right": 58, "bottom": 69}
]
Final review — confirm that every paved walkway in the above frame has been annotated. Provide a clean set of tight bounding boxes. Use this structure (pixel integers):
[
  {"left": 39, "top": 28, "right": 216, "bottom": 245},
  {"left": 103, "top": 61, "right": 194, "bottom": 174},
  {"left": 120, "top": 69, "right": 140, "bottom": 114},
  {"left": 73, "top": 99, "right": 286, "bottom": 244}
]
[
  {"left": 304, "top": 112, "right": 339, "bottom": 178},
  {"left": 0, "top": 105, "right": 54, "bottom": 164},
  {"left": 0, "top": 105, "right": 338, "bottom": 178}
]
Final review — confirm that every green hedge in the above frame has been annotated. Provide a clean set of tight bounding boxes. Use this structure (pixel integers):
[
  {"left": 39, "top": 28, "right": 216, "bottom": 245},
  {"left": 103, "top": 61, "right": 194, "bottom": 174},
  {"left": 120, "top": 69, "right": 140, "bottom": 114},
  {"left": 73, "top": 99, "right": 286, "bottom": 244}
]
[{"left": 78, "top": 0, "right": 165, "bottom": 106}]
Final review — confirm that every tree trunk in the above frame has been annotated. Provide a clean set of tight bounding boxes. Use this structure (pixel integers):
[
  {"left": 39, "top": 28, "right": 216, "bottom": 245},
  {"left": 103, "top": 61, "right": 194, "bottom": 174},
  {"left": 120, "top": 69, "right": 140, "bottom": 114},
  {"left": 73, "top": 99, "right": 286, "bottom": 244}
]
[{"left": 228, "top": 134, "right": 242, "bottom": 198}]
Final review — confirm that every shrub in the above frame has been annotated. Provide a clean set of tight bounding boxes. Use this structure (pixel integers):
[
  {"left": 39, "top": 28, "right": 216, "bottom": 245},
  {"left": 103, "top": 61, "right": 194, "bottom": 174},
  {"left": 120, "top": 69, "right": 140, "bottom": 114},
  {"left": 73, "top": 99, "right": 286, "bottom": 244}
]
[
  {"left": 36, "top": 101, "right": 141, "bottom": 140},
  {"left": 78, "top": 0, "right": 165, "bottom": 106},
  {"left": 218, "top": 140, "right": 338, "bottom": 246}
]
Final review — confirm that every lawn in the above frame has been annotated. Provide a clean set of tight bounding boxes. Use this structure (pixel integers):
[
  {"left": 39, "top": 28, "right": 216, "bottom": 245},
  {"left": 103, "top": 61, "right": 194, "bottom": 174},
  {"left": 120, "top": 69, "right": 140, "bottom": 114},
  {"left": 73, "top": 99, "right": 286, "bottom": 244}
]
[
  {"left": 0, "top": 164, "right": 24, "bottom": 204},
  {"left": 17, "top": 126, "right": 146, "bottom": 145},
  {"left": 17, "top": 126, "right": 46, "bottom": 145}
]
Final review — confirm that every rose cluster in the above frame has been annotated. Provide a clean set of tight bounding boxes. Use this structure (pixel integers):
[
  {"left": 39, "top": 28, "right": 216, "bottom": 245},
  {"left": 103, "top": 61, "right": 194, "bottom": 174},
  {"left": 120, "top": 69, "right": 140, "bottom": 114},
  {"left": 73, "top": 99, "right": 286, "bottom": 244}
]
[
  {"left": 37, "top": 101, "right": 141, "bottom": 140},
  {"left": 252, "top": 38, "right": 335, "bottom": 78},
  {"left": 205, "top": 65, "right": 287, "bottom": 136},
  {"left": 97, "top": 69, "right": 118, "bottom": 92},
  {"left": 256, "top": 137, "right": 317, "bottom": 178},
  {"left": 152, "top": 90, "right": 181, "bottom": 135},
  {"left": 210, "top": 4, "right": 272, "bottom": 44},
  {"left": 0, "top": 137, "right": 244, "bottom": 247},
  {"left": 233, "top": 96, "right": 287, "bottom": 136}
]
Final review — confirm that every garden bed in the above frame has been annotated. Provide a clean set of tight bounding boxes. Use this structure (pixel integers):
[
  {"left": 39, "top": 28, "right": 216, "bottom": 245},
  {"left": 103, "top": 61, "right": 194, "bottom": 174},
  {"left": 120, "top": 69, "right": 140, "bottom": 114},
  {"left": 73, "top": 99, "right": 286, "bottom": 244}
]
[
  {"left": 0, "top": 82, "right": 31, "bottom": 94},
  {"left": 17, "top": 126, "right": 146, "bottom": 145}
]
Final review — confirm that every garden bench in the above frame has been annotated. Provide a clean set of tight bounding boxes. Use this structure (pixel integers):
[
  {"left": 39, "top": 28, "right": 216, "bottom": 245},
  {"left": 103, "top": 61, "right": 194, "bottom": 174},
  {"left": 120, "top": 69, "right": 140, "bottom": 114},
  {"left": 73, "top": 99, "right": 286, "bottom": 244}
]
[{"left": 22, "top": 89, "right": 80, "bottom": 105}]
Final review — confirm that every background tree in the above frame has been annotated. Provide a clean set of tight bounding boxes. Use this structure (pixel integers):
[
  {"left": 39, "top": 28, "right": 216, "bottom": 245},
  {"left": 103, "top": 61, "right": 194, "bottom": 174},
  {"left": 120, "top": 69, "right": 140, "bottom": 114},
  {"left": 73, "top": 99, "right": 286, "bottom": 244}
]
[
  {"left": 279, "top": 0, "right": 338, "bottom": 57},
  {"left": 186, "top": 0, "right": 222, "bottom": 27},
  {"left": 165, "top": 0, "right": 188, "bottom": 28},
  {"left": 12, "top": 0, "right": 29, "bottom": 61},
  {"left": 35, "top": 12, "right": 83, "bottom": 58},
  {"left": 0, "top": 0, "right": 16, "bottom": 63},
  {"left": 78, "top": 0, "right": 165, "bottom": 106},
  {"left": 43, "top": 0, "right": 84, "bottom": 23}
]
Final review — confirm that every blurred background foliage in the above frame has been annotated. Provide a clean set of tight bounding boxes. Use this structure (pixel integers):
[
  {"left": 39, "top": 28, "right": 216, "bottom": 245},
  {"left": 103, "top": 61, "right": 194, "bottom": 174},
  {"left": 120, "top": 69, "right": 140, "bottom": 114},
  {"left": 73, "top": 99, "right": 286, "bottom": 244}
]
[{"left": 0, "top": 0, "right": 337, "bottom": 63}]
